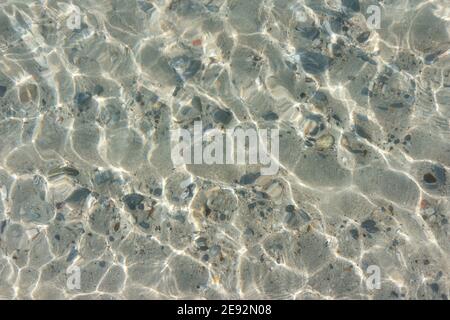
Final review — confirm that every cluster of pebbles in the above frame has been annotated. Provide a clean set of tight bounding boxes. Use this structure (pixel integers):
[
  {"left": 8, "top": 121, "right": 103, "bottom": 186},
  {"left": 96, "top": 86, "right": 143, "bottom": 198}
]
[{"left": 0, "top": 0, "right": 449, "bottom": 299}]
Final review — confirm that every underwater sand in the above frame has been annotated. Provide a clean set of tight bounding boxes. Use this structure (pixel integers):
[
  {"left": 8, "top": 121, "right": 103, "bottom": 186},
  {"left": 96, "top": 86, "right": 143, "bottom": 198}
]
[{"left": 0, "top": 0, "right": 449, "bottom": 299}]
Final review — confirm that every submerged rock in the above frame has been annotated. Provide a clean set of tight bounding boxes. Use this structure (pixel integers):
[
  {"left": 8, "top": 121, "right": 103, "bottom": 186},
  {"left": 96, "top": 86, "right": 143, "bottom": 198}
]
[
  {"left": 123, "top": 193, "right": 144, "bottom": 210},
  {"left": 74, "top": 92, "right": 92, "bottom": 111},
  {"left": 48, "top": 166, "right": 79, "bottom": 179},
  {"left": 361, "top": 219, "right": 379, "bottom": 233},
  {"left": 169, "top": 56, "right": 202, "bottom": 80},
  {"left": 93, "top": 84, "right": 104, "bottom": 96},
  {"left": 138, "top": 0, "right": 155, "bottom": 14},
  {"left": 342, "top": 0, "right": 360, "bottom": 12},
  {"left": 0, "top": 85, "right": 6, "bottom": 97},
  {"left": 295, "top": 26, "right": 320, "bottom": 40},
  {"left": 316, "top": 134, "right": 335, "bottom": 150},
  {"left": 66, "top": 188, "right": 91, "bottom": 204},
  {"left": 239, "top": 172, "right": 260, "bottom": 185},
  {"left": 262, "top": 111, "right": 279, "bottom": 121},
  {"left": 300, "top": 51, "right": 330, "bottom": 74},
  {"left": 213, "top": 108, "right": 233, "bottom": 125}
]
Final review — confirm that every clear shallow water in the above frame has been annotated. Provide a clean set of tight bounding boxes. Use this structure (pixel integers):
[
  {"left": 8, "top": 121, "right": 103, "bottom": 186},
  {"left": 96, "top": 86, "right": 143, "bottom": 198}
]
[{"left": 0, "top": 0, "right": 449, "bottom": 299}]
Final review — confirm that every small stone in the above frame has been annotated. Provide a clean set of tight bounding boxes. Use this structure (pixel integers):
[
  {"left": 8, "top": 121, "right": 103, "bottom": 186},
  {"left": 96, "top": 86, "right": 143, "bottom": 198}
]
[
  {"left": 355, "top": 125, "right": 371, "bottom": 141},
  {"left": 311, "top": 91, "right": 328, "bottom": 107},
  {"left": 192, "top": 39, "right": 202, "bottom": 46},
  {"left": 94, "top": 170, "right": 114, "bottom": 185},
  {"left": 196, "top": 237, "right": 208, "bottom": 251},
  {"left": 350, "top": 229, "right": 359, "bottom": 240},
  {"left": 0, "top": 85, "right": 6, "bottom": 97},
  {"left": 316, "top": 134, "right": 335, "bottom": 150},
  {"left": 295, "top": 26, "right": 320, "bottom": 40},
  {"left": 0, "top": 221, "right": 7, "bottom": 234},
  {"left": 361, "top": 87, "right": 370, "bottom": 96},
  {"left": 65, "top": 188, "right": 91, "bottom": 204},
  {"left": 123, "top": 193, "right": 144, "bottom": 210},
  {"left": 206, "top": 4, "right": 219, "bottom": 12},
  {"left": 342, "top": 0, "right": 360, "bottom": 12},
  {"left": 184, "top": 60, "right": 202, "bottom": 78},
  {"left": 19, "top": 84, "right": 38, "bottom": 103},
  {"left": 66, "top": 247, "right": 78, "bottom": 262},
  {"left": 138, "top": 0, "right": 154, "bottom": 13},
  {"left": 390, "top": 102, "right": 404, "bottom": 109},
  {"left": 430, "top": 283, "right": 439, "bottom": 293},
  {"left": 55, "top": 213, "right": 65, "bottom": 221},
  {"left": 239, "top": 172, "right": 260, "bottom": 185},
  {"left": 74, "top": 92, "right": 92, "bottom": 110},
  {"left": 48, "top": 166, "right": 79, "bottom": 178},
  {"left": 285, "top": 205, "right": 295, "bottom": 213},
  {"left": 262, "top": 111, "right": 279, "bottom": 121},
  {"left": 423, "top": 173, "right": 437, "bottom": 184},
  {"left": 299, "top": 209, "right": 311, "bottom": 222},
  {"left": 213, "top": 109, "right": 233, "bottom": 125},
  {"left": 300, "top": 51, "right": 330, "bottom": 74},
  {"left": 432, "top": 165, "right": 446, "bottom": 184},
  {"left": 209, "top": 244, "right": 221, "bottom": 257},
  {"left": 244, "top": 227, "right": 254, "bottom": 236},
  {"left": 356, "top": 31, "right": 371, "bottom": 43},
  {"left": 93, "top": 84, "right": 104, "bottom": 96},
  {"left": 361, "top": 219, "right": 379, "bottom": 233},
  {"left": 265, "top": 181, "right": 283, "bottom": 199},
  {"left": 152, "top": 188, "right": 163, "bottom": 197},
  {"left": 139, "top": 221, "right": 150, "bottom": 229}
]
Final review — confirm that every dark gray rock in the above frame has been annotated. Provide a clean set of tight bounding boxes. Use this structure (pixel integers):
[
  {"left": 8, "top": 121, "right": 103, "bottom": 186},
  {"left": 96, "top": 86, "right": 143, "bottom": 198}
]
[
  {"left": 195, "top": 237, "right": 208, "bottom": 251},
  {"left": 67, "top": 246, "right": 78, "bottom": 262},
  {"left": 123, "top": 193, "right": 144, "bottom": 210},
  {"left": 213, "top": 109, "right": 233, "bottom": 125},
  {"left": 138, "top": 0, "right": 155, "bottom": 14},
  {"left": 94, "top": 170, "right": 114, "bottom": 185},
  {"left": 356, "top": 31, "right": 371, "bottom": 43},
  {"left": 152, "top": 188, "right": 163, "bottom": 197},
  {"left": 93, "top": 84, "right": 104, "bottom": 96},
  {"left": 350, "top": 228, "right": 359, "bottom": 240},
  {"left": 239, "top": 172, "right": 260, "bottom": 185},
  {"left": 361, "top": 219, "right": 379, "bottom": 233},
  {"left": 300, "top": 51, "right": 330, "bottom": 74},
  {"left": 342, "top": 0, "right": 360, "bottom": 12},
  {"left": 295, "top": 26, "right": 320, "bottom": 40},
  {"left": 66, "top": 188, "right": 91, "bottom": 204},
  {"left": 0, "top": 85, "right": 6, "bottom": 97},
  {"left": 262, "top": 111, "right": 279, "bottom": 121},
  {"left": 74, "top": 92, "right": 92, "bottom": 111}
]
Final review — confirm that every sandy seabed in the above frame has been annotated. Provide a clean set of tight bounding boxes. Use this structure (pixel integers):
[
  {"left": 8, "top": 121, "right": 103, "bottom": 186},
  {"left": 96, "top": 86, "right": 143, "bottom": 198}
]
[{"left": 0, "top": 0, "right": 449, "bottom": 300}]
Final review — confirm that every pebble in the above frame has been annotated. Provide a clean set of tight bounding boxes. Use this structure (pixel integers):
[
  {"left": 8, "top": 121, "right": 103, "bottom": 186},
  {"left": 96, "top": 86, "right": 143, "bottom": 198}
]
[
  {"left": 239, "top": 172, "right": 261, "bottom": 185},
  {"left": 300, "top": 51, "right": 330, "bottom": 74},
  {"left": 74, "top": 92, "right": 92, "bottom": 111},
  {"left": 361, "top": 219, "right": 379, "bottom": 234},
  {"left": 93, "top": 84, "right": 104, "bottom": 96},
  {"left": 316, "top": 134, "right": 335, "bottom": 150},
  {"left": 342, "top": 0, "right": 360, "bottom": 12},
  {"left": 262, "top": 111, "right": 279, "bottom": 121},
  {"left": 123, "top": 193, "right": 144, "bottom": 210},
  {"left": 65, "top": 188, "right": 91, "bottom": 204},
  {"left": 213, "top": 109, "right": 233, "bottom": 125},
  {"left": 0, "top": 85, "right": 6, "bottom": 97}
]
